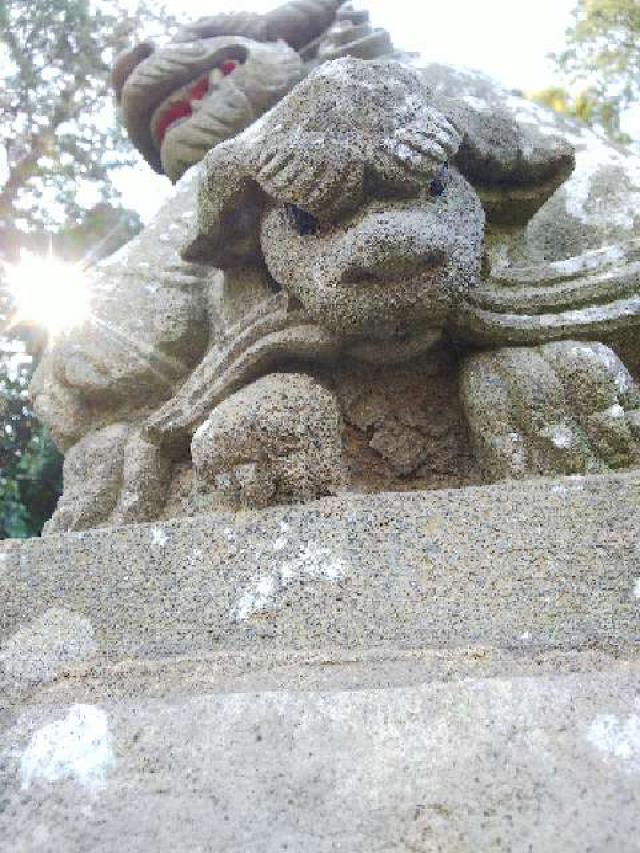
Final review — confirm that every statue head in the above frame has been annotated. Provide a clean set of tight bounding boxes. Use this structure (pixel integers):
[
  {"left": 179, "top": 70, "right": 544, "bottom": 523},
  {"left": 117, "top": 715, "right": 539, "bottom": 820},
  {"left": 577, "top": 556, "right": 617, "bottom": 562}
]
[
  {"left": 183, "top": 58, "right": 573, "bottom": 359},
  {"left": 113, "top": 1, "right": 394, "bottom": 182}
]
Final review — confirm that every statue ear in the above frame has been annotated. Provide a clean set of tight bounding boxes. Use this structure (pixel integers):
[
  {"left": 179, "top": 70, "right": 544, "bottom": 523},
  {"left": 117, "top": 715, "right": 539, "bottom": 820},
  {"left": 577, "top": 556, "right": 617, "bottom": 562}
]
[
  {"left": 445, "top": 101, "right": 575, "bottom": 225},
  {"left": 181, "top": 141, "right": 264, "bottom": 266},
  {"left": 112, "top": 42, "right": 155, "bottom": 103}
]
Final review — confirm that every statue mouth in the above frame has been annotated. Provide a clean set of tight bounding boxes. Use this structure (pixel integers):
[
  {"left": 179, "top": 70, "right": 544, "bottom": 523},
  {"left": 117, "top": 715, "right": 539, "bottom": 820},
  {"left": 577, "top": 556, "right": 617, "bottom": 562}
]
[
  {"left": 337, "top": 251, "right": 447, "bottom": 289},
  {"left": 150, "top": 58, "right": 242, "bottom": 149}
]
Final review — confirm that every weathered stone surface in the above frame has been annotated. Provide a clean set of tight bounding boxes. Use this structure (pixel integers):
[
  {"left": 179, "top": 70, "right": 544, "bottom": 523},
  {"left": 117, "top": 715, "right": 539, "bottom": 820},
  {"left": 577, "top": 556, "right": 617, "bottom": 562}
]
[
  {"left": 462, "top": 340, "right": 640, "bottom": 479},
  {"left": 0, "top": 608, "right": 95, "bottom": 693},
  {"left": 32, "top": 51, "right": 640, "bottom": 529},
  {"left": 156, "top": 59, "right": 640, "bottom": 504},
  {"left": 0, "top": 667, "right": 638, "bottom": 852},
  {"left": 420, "top": 62, "right": 640, "bottom": 259},
  {"left": 192, "top": 372, "right": 346, "bottom": 508},
  {"left": 2, "top": 473, "right": 638, "bottom": 672},
  {"left": 8, "top": 8, "right": 640, "bottom": 847},
  {"left": 30, "top": 167, "right": 212, "bottom": 454},
  {"left": 1, "top": 473, "right": 638, "bottom": 850}
]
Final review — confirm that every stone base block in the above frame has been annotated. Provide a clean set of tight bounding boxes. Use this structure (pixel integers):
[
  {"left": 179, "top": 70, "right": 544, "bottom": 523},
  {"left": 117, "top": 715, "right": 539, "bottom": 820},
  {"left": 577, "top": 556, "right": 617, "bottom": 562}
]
[{"left": 1, "top": 473, "right": 639, "bottom": 850}]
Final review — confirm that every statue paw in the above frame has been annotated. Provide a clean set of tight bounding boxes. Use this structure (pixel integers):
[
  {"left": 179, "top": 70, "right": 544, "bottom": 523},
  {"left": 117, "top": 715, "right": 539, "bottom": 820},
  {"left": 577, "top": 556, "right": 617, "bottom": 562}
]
[
  {"left": 191, "top": 373, "right": 346, "bottom": 510},
  {"left": 44, "top": 425, "right": 171, "bottom": 534},
  {"left": 461, "top": 341, "right": 640, "bottom": 481},
  {"left": 44, "top": 424, "right": 130, "bottom": 534}
]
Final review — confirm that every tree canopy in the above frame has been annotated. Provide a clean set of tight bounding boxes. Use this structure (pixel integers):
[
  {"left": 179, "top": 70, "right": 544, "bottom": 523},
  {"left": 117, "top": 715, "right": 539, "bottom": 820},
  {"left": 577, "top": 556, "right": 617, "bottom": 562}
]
[
  {"left": 0, "top": 0, "right": 174, "bottom": 243},
  {"left": 531, "top": 0, "right": 640, "bottom": 142}
]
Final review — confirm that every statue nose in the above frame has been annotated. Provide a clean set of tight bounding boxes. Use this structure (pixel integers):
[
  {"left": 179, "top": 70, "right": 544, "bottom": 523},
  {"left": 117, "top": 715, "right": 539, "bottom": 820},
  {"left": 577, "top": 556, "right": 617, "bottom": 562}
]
[{"left": 338, "top": 214, "right": 447, "bottom": 286}]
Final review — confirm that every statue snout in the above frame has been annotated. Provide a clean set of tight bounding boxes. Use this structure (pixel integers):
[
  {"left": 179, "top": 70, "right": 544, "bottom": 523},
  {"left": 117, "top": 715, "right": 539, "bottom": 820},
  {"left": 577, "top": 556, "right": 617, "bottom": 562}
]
[{"left": 337, "top": 213, "right": 448, "bottom": 287}]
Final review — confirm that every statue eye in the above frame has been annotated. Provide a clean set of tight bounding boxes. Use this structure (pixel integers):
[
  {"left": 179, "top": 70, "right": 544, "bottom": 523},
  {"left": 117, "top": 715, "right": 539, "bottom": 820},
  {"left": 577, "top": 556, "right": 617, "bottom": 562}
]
[
  {"left": 285, "top": 204, "right": 318, "bottom": 236},
  {"left": 429, "top": 162, "right": 449, "bottom": 198}
]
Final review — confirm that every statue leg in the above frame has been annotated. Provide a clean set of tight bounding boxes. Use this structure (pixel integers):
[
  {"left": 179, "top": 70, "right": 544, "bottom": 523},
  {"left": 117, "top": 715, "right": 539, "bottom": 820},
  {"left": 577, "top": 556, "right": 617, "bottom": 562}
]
[
  {"left": 44, "top": 424, "right": 172, "bottom": 534},
  {"left": 191, "top": 372, "right": 346, "bottom": 510},
  {"left": 44, "top": 424, "right": 130, "bottom": 534},
  {"left": 111, "top": 428, "right": 172, "bottom": 525},
  {"left": 460, "top": 341, "right": 640, "bottom": 481},
  {"left": 541, "top": 340, "right": 640, "bottom": 467}
]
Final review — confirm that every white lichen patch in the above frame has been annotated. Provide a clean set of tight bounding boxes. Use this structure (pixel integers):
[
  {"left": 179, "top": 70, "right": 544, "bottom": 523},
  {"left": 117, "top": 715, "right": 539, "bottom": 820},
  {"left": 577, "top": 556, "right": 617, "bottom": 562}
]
[
  {"left": 552, "top": 427, "right": 575, "bottom": 449},
  {"left": 586, "top": 714, "right": 640, "bottom": 766},
  {"left": 540, "top": 424, "right": 575, "bottom": 450},
  {"left": 550, "top": 484, "right": 567, "bottom": 495},
  {"left": 561, "top": 134, "right": 640, "bottom": 230},
  {"left": 633, "top": 578, "right": 640, "bottom": 600},
  {"left": 572, "top": 344, "right": 635, "bottom": 397},
  {"left": 150, "top": 526, "right": 168, "bottom": 547},
  {"left": 21, "top": 705, "right": 114, "bottom": 789},
  {"left": 233, "top": 542, "right": 348, "bottom": 620},
  {"left": 607, "top": 403, "right": 625, "bottom": 420},
  {"left": 281, "top": 542, "right": 347, "bottom": 583},
  {"left": 550, "top": 244, "right": 626, "bottom": 278},
  {"left": 234, "top": 575, "right": 278, "bottom": 621}
]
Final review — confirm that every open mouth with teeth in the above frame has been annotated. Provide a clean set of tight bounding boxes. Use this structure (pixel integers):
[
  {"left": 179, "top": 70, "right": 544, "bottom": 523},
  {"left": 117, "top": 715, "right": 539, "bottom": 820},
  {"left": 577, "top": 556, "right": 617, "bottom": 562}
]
[{"left": 150, "top": 57, "right": 243, "bottom": 149}]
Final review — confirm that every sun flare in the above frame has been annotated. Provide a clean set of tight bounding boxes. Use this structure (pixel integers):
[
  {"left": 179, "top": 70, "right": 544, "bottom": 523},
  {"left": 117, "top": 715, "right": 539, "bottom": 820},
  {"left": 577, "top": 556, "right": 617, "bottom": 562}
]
[{"left": 4, "top": 251, "right": 91, "bottom": 337}]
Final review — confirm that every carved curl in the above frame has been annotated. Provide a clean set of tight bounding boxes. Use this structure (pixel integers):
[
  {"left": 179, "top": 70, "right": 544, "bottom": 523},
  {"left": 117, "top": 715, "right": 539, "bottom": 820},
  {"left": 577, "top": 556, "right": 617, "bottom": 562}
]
[
  {"left": 173, "top": 0, "right": 343, "bottom": 50},
  {"left": 183, "top": 59, "right": 464, "bottom": 266}
]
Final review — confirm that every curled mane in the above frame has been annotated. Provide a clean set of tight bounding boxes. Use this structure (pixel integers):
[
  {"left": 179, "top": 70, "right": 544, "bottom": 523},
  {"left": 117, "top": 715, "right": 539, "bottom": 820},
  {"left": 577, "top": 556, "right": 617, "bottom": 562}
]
[{"left": 184, "top": 59, "right": 463, "bottom": 264}]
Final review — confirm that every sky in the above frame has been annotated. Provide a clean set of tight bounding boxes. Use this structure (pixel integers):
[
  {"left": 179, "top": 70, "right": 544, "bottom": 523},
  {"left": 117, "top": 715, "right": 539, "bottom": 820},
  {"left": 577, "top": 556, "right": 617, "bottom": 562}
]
[
  {"left": 170, "top": 0, "right": 578, "bottom": 92},
  {"left": 117, "top": 0, "right": 580, "bottom": 219}
]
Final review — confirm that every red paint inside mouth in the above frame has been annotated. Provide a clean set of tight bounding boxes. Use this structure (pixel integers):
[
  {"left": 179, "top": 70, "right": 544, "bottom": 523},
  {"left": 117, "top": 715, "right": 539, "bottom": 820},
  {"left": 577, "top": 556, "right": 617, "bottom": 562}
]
[
  {"left": 220, "top": 59, "right": 238, "bottom": 76},
  {"left": 155, "top": 100, "right": 193, "bottom": 144},
  {"left": 189, "top": 76, "right": 209, "bottom": 101},
  {"left": 153, "top": 59, "right": 241, "bottom": 145}
]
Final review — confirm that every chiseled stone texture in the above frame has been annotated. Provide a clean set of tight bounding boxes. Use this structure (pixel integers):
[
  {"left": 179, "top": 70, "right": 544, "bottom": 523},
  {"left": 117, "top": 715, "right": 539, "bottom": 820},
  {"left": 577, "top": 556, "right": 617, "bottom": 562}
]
[
  {"left": 32, "top": 57, "right": 640, "bottom": 530},
  {"left": 0, "top": 608, "right": 96, "bottom": 693}
]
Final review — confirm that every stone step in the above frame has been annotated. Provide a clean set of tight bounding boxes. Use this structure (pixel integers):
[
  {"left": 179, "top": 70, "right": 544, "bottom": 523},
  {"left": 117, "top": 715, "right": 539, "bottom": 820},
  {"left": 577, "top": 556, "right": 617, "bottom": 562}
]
[
  {"left": 2, "top": 473, "right": 639, "bottom": 692},
  {"left": 1, "top": 664, "right": 638, "bottom": 852}
]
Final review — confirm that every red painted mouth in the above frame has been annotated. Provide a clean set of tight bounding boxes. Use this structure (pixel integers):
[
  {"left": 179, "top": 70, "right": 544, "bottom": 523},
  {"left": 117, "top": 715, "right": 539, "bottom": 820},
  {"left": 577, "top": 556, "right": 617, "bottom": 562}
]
[{"left": 153, "top": 58, "right": 240, "bottom": 145}]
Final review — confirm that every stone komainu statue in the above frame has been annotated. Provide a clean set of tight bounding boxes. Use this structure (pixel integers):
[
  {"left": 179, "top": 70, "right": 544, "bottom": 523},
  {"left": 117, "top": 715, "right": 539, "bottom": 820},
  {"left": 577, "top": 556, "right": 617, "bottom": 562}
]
[
  {"left": 32, "top": 10, "right": 640, "bottom": 531},
  {"left": 31, "top": 1, "right": 396, "bottom": 532}
]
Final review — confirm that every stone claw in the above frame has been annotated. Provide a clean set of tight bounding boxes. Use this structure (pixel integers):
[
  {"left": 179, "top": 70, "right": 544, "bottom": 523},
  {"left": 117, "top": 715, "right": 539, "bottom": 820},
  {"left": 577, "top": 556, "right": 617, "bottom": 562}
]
[{"left": 461, "top": 341, "right": 640, "bottom": 481}]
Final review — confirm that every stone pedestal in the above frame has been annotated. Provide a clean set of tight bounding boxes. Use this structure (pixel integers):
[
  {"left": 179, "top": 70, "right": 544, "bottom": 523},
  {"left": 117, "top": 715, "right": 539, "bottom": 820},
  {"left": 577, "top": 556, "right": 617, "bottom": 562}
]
[{"left": 1, "top": 473, "right": 639, "bottom": 851}]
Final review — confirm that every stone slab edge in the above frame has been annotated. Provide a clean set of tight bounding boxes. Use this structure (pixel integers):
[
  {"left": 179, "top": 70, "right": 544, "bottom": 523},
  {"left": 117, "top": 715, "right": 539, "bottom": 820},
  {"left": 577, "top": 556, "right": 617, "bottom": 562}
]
[{"left": 1, "top": 473, "right": 638, "bottom": 669}]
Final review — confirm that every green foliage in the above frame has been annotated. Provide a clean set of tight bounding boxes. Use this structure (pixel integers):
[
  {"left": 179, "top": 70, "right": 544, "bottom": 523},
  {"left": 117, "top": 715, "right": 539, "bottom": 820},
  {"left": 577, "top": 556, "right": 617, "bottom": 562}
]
[
  {"left": 0, "top": 342, "right": 63, "bottom": 539},
  {"left": 542, "top": 0, "right": 640, "bottom": 142},
  {"left": 529, "top": 85, "right": 631, "bottom": 142}
]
